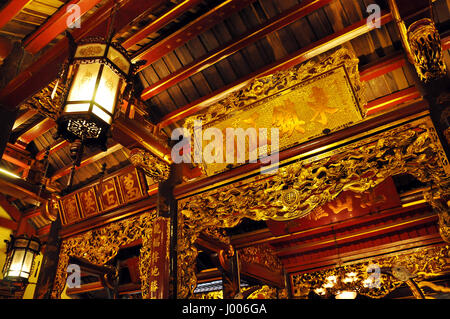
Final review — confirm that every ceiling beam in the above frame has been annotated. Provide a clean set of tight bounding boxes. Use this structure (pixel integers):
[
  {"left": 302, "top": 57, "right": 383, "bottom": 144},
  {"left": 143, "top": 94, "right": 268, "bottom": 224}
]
[
  {"left": 49, "top": 143, "right": 123, "bottom": 182},
  {"left": 122, "top": 0, "right": 204, "bottom": 50},
  {"left": 132, "top": 0, "right": 258, "bottom": 71},
  {"left": 0, "top": 194, "right": 22, "bottom": 222},
  {"left": 141, "top": 0, "right": 334, "bottom": 101},
  {"left": 23, "top": 0, "right": 105, "bottom": 54},
  {"left": 12, "top": 108, "right": 38, "bottom": 130},
  {"left": 359, "top": 51, "right": 406, "bottom": 82},
  {"left": 15, "top": 117, "right": 55, "bottom": 147},
  {"left": 0, "top": 0, "right": 31, "bottom": 30},
  {"left": 1, "top": 143, "right": 31, "bottom": 169},
  {"left": 0, "top": 216, "right": 17, "bottom": 230},
  {"left": 35, "top": 139, "right": 69, "bottom": 161},
  {"left": 157, "top": 12, "right": 393, "bottom": 128},
  {"left": 0, "top": 0, "right": 166, "bottom": 111},
  {"left": 366, "top": 86, "right": 421, "bottom": 116}
]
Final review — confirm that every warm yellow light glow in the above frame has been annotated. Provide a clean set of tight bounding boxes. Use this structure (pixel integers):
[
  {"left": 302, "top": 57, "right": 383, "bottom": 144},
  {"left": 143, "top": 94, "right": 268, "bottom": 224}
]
[
  {"left": 343, "top": 272, "right": 358, "bottom": 283},
  {"left": 335, "top": 290, "right": 357, "bottom": 299},
  {"left": 67, "top": 63, "right": 100, "bottom": 103},
  {"left": 314, "top": 287, "right": 326, "bottom": 295},
  {"left": 0, "top": 168, "right": 20, "bottom": 179},
  {"left": 65, "top": 103, "right": 90, "bottom": 113},
  {"left": 92, "top": 105, "right": 112, "bottom": 124},
  {"left": 94, "top": 65, "right": 120, "bottom": 113}
]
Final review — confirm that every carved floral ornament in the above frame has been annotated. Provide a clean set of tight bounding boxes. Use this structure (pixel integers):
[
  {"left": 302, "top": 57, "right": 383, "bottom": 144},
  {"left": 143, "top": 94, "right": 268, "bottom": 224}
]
[
  {"left": 51, "top": 211, "right": 162, "bottom": 299},
  {"left": 177, "top": 116, "right": 450, "bottom": 298}
]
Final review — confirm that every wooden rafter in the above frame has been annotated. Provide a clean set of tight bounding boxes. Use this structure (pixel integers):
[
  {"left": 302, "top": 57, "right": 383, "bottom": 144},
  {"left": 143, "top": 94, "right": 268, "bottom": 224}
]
[
  {"left": 12, "top": 109, "right": 38, "bottom": 130},
  {"left": 366, "top": 86, "right": 421, "bottom": 115},
  {"left": 15, "top": 117, "right": 55, "bottom": 147},
  {"left": 24, "top": 0, "right": 105, "bottom": 54},
  {"left": 49, "top": 143, "right": 123, "bottom": 183},
  {"left": 132, "top": 0, "right": 258, "bottom": 71},
  {"left": 140, "top": 0, "right": 334, "bottom": 101},
  {"left": 157, "top": 12, "right": 393, "bottom": 128},
  {"left": 0, "top": 0, "right": 166, "bottom": 110},
  {"left": 0, "top": 216, "right": 17, "bottom": 230},
  {"left": 0, "top": 194, "right": 22, "bottom": 222},
  {"left": 0, "top": 0, "right": 31, "bottom": 30},
  {"left": 122, "top": 0, "right": 204, "bottom": 50},
  {"left": 35, "top": 139, "right": 69, "bottom": 161}
]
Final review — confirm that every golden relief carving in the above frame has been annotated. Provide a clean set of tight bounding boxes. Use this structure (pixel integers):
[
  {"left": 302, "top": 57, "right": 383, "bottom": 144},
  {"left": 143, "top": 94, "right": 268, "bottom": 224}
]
[
  {"left": 423, "top": 180, "right": 450, "bottom": 243},
  {"left": 193, "top": 290, "right": 223, "bottom": 299},
  {"left": 51, "top": 211, "right": 157, "bottom": 298},
  {"left": 247, "top": 285, "right": 278, "bottom": 299},
  {"left": 185, "top": 48, "right": 366, "bottom": 176},
  {"left": 291, "top": 245, "right": 449, "bottom": 299},
  {"left": 185, "top": 48, "right": 366, "bottom": 129},
  {"left": 180, "top": 117, "right": 449, "bottom": 224},
  {"left": 407, "top": 18, "right": 447, "bottom": 82},
  {"left": 176, "top": 117, "right": 450, "bottom": 298},
  {"left": 239, "top": 245, "right": 283, "bottom": 273},
  {"left": 21, "top": 80, "right": 64, "bottom": 120},
  {"left": 129, "top": 148, "right": 170, "bottom": 182}
]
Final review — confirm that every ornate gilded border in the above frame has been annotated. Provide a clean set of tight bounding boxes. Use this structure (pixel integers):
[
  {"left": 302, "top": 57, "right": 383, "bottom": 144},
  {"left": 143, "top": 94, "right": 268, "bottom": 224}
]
[
  {"left": 51, "top": 211, "right": 157, "bottom": 298},
  {"left": 176, "top": 115, "right": 450, "bottom": 298}
]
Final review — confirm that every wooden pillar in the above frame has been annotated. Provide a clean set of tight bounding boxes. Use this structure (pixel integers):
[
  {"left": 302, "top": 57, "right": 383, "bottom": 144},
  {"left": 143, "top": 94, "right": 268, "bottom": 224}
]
[
  {"left": 212, "top": 249, "right": 240, "bottom": 299},
  {"left": 33, "top": 215, "right": 61, "bottom": 299},
  {"left": 157, "top": 162, "right": 183, "bottom": 299},
  {"left": 0, "top": 106, "right": 17, "bottom": 158}
]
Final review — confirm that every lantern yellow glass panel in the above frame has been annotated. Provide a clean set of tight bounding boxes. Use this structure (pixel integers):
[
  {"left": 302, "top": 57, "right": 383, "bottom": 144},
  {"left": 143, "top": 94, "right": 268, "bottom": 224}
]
[
  {"left": 57, "top": 38, "right": 132, "bottom": 145},
  {"left": 63, "top": 63, "right": 120, "bottom": 126},
  {"left": 3, "top": 236, "right": 41, "bottom": 283}
]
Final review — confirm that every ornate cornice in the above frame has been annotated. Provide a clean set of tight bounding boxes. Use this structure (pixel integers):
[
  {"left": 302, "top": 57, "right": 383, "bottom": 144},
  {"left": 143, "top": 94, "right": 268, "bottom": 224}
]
[
  {"left": 176, "top": 116, "right": 450, "bottom": 298},
  {"left": 52, "top": 211, "right": 157, "bottom": 299}
]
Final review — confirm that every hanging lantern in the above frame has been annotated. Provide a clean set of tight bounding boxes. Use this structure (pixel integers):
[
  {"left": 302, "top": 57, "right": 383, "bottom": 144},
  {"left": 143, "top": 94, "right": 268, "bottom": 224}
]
[
  {"left": 2, "top": 235, "right": 41, "bottom": 283},
  {"left": 56, "top": 37, "right": 132, "bottom": 148}
]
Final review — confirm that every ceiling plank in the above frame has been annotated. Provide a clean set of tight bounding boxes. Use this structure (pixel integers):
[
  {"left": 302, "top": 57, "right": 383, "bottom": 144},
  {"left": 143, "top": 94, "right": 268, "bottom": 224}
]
[
  {"left": 122, "top": 0, "right": 204, "bottom": 50},
  {"left": 24, "top": 0, "right": 105, "bottom": 54},
  {"left": 157, "top": 12, "right": 393, "bottom": 128},
  {"left": 0, "top": 0, "right": 32, "bottom": 30},
  {"left": 140, "top": 0, "right": 334, "bottom": 100},
  {"left": 132, "top": 0, "right": 258, "bottom": 71}
]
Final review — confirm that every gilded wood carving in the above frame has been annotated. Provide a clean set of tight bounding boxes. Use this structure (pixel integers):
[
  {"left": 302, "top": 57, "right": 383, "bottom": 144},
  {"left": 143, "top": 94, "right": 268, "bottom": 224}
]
[
  {"left": 177, "top": 116, "right": 450, "bottom": 298},
  {"left": 291, "top": 245, "right": 449, "bottom": 299},
  {"left": 51, "top": 211, "right": 157, "bottom": 298}
]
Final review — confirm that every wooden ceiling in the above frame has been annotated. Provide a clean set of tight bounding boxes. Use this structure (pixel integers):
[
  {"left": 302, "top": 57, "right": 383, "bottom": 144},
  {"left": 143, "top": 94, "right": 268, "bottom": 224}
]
[{"left": 0, "top": 0, "right": 449, "bottom": 264}]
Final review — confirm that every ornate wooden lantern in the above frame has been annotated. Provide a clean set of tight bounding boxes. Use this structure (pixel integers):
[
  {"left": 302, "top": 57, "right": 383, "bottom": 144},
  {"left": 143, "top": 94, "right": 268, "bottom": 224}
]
[
  {"left": 2, "top": 235, "right": 41, "bottom": 283},
  {"left": 56, "top": 37, "right": 132, "bottom": 148}
]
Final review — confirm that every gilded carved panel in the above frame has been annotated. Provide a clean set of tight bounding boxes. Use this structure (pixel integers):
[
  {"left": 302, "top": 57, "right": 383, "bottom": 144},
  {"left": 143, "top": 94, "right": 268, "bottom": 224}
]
[{"left": 177, "top": 115, "right": 450, "bottom": 298}]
